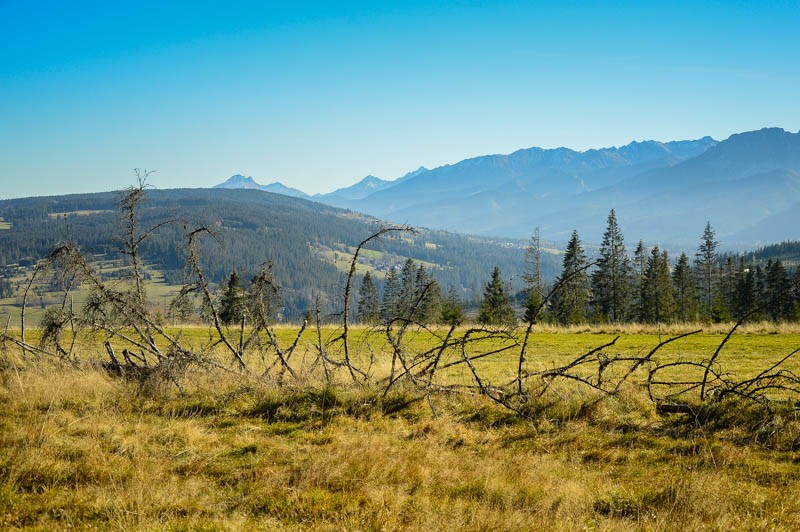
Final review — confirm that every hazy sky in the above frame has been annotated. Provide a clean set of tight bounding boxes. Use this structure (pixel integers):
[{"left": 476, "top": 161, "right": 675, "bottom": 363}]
[{"left": 2, "top": 1, "right": 799, "bottom": 198}]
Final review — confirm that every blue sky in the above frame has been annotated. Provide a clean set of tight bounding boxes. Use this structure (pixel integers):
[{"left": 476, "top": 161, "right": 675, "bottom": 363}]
[{"left": 1, "top": 1, "right": 798, "bottom": 198}]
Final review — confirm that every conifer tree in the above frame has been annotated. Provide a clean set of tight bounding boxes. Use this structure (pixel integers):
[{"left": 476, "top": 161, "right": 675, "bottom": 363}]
[
  {"left": 591, "top": 209, "right": 630, "bottom": 323},
  {"left": 410, "top": 264, "right": 442, "bottom": 324},
  {"left": 672, "top": 252, "right": 698, "bottom": 322},
  {"left": 219, "top": 271, "right": 245, "bottom": 325},
  {"left": 440, "top": 287, "right": 466, "bottom": 325},
  {"left": 792, "top": 268, "right": 800, "bottom": 321},
  {"left": 753, "top": 264, "right": 768, "bottom": 321},
  {"left": 714, "top": 257, "right": 737, "bottom": 321},
  {"left": 356, "top": 272, "right": 380, "bottom": 324},
  {"left": 381, "top": 268, "right": 401, "bottom": 323},
  {"left": 632, "top": 240, "right": 648, "bottom": 322},
  {"left": 765, "top": 259, "right": 790, "bottom": 321},
  {"left": 694, "top": 221, "right": 719, "bottom": 321},
  {"left": 641, "top": 247, "right": 674, "bottom": 323},
  {"left": 398, "top": 258, "right": 417, "bottom": 319},
  {"left": 523, "top": 226, "right": 544, "bottom": 323},
  {"left": 478, "top": 266, "right": 516, "bottom": 326},
  {"left": 733, "top": 258, "right": 756, "bottom": 321},
  {"left": 551, "top": 230, "right": 590, "bottom": 325}
]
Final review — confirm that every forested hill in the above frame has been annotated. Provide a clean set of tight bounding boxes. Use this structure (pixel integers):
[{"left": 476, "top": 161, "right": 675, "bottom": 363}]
[
  {"left": 730, "top": 241, "right": 800, "bottom": 267},
  {"left": 0, "top": 188, "right": 559, "bottom": 316}
]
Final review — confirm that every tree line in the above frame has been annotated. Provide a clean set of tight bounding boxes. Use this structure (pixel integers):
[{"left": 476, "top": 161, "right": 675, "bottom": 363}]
[
  {"left": 517, "top": 211, "right": 800, "bottom": 325},
  {"left": 348, "top": 210, "right": 799, "bottom": 327}
]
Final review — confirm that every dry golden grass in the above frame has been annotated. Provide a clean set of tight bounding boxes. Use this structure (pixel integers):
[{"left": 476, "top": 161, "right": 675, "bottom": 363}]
[
  {"left": 525, "top": 320, "right": 800, "bottom": 335},
  {"left": 2, "top": 340, "right": 800, "bottom": 530}
]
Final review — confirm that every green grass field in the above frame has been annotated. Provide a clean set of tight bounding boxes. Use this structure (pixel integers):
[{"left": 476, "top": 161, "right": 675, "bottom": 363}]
[
  {"left": 0, "top": 263, "right": 186, "bottom": 329},
  {"left": 2, "top": 325, "right": 800, "bottom": 529}
]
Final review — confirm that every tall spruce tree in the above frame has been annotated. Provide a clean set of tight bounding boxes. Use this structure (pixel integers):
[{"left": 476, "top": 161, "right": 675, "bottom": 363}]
[
  {"left": 753, "top": 265, "right": 768, "bottom": 321},
  {"left": 792, "top": 268, "right": 800, "bottom": 321},
  {"left": 765, "top": 259, "right": 791, "bottom": 322},
  {"left": 714, "top": 257, "right": 738, "bottom": 322},
  {"left": 591, "top": 209, "right": 630, "bottom": 323},
  {"left": 398, "top": 258, "right": 417, "bottom": 319},
  {"left": 478, "top": 266, "right": 516, "bottom": 326},
  {"left": 694, "top": 221, "right": 720, "bottom": 321},
  {"left": 551, "top": 230, "right": 590, "bottom": 325},
  {"left": 641, "top": 247, "right": 674, "bottom": 323},
  {"left": 523, "top": 226, "right": 544, "bottom": 323},
  {"left": 672, "top": 252, "right": 698, "bottom": 322},
  {"left": 381, "top": 268, "right": 401, "bottom": 323},
  {"left": 632, "top": 240, "right": 648, "bottom": 322},
  {"left": 733, "top": 258, "right": 756, "bottom": 321},
  {"left": 414, "top": 264, "right": 442, "bottom": 324},
  {"left": 356, "top": 272, "right": 380, "bottom": 324},
  {"left": 219, "top": 271, "right": 245, "bottom": 325}
]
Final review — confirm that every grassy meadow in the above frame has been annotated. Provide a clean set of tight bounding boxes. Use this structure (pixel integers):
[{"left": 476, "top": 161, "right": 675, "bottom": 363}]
[{"left": 1, "top": 324, "right": 800, "bottom": 529}]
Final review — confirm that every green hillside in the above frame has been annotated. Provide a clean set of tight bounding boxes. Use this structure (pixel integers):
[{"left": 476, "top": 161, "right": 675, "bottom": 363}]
[{"left": 0, "top": 188, "right": 559, "bottom": 317}]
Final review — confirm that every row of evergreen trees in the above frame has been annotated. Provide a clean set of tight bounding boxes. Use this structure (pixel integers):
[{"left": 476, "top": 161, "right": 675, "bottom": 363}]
[
  {"left": 356, "top": 259, "right": 461, "bottom": 325},
  {"left": 353, "top": 211, "right": 799, "bottom": 327},
  {"left": 532, "top": 211, "right": 800, "bottom": 325},
  {"left": 213, "top": 211, "right": 798, "bottom": 327},
  {"left": 196, "top": 270, "right": 281, "bottom": 326}
]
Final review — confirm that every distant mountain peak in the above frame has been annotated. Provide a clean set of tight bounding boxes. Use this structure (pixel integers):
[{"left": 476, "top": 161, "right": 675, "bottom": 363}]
[
  {"left": 214, "top": 175, "right": 309, "bottom": 198},
  {"left": 725, "top": 127, "right": 792, "bottom": 142},
  {"left": 395, "top": 166, "right": 429, "bottom": 183},
  {"left": 404, "top": 166, "right": 428, "bottom": 176},
  {"left": 216, "top": 174, "right": 260, "bottom": 188}
]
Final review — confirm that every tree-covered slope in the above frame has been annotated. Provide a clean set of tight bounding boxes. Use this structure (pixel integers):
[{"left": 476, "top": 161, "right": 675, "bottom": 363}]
[{"left": 0, "top": 188, "right": 558, "bottom": 316}]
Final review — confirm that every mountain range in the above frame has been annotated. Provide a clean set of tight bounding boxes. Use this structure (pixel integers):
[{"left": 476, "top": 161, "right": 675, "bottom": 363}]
[
  {"left": 214, "top": 174, "right": 310, "bottom": 198},
  {"left": 215, "top": 127, "right": 800, "bottom": 249},
  {"left": 215, "top": 166, "right": 430, "bottom": 203}
]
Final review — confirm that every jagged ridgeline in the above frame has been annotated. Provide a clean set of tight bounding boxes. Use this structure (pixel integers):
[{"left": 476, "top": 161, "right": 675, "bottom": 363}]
[{"left": 0, "top": 188, "right": 560, "bottom": 317}]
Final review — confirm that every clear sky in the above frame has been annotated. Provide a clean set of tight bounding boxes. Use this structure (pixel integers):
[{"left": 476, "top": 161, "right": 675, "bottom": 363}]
[{"left": 1, "top": 0, "right": 798, "bottom": 198}]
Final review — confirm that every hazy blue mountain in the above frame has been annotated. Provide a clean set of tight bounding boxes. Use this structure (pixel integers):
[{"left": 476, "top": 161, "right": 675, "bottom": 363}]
[
  {"left": 321, "top": 136, "right": 716, "bottom": 239},
  {"left": 610, "top": 128, "right": 800, "bottom": 195},
  {"left": 316, "top": 166, "right": 429, "bottom": 205},
  {"left": 212, "top": 128, "right": 796, "bottom": 249},
  {"left": 394, "top": 166, "right": 429, "bottom": 183},
  {"left": 215, "top": 174, "right": 310, "bottom": 198},
  {"left": 315, "top": 175, "right": 390, "bottom": 201},
  {"left": 494, "top": 128, "right": 800, "bottom": 248},
  {"left": 729, "top": 202, "right": 800, "bottom": 248}
]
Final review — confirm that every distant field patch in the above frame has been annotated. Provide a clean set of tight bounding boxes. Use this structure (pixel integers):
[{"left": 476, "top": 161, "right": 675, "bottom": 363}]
[
  {"left": 318, "top": 243, "right": 449, "bottom": 278},
  {"left": 0, "top": 260, "right": 184, "bottom": 327},
  {"left": 320, "top": 249, "right": 382, "bottom": 277},
  {"left": 48, "top": 209, "right": 112, "bottom": 219},
  {"left": 345, "top": 246, "right": 385, "bottom": 260},
  {"left": 0, "top": 217, "right": 10, "bottom": 230}
]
